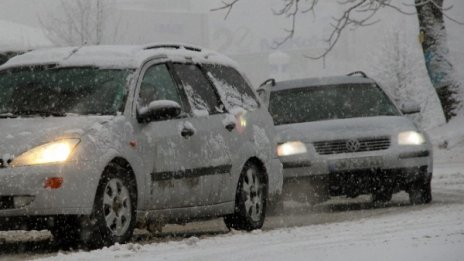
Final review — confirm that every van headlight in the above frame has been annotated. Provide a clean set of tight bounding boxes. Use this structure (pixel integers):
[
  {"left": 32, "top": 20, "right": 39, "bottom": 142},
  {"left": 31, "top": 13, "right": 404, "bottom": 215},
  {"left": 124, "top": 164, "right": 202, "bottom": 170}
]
[
  {"left": 398, "top": 131, "right": 426, "bottom": 146},
  {"left": 277, "top": 141, "right": 307, "bottom": 157},
  {"left": 12, "top": 139, "right": 80, "bottom": 167}
]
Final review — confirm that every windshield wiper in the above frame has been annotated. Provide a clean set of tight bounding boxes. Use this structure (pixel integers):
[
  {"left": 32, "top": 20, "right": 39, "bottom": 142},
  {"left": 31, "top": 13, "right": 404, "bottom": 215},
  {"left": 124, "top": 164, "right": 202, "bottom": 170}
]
[{"left": 11, "top": 110, "right": 67, "bottom": 117}]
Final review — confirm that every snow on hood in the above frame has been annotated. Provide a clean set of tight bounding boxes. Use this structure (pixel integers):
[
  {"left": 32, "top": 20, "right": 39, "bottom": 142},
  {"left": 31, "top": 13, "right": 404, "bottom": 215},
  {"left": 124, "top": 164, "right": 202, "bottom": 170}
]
[
  {"left": 0, "top": 116, "right": 113, "bottom": 157},
  {"left": 276, "top": 116, "right": 417, "bottom": 142}
]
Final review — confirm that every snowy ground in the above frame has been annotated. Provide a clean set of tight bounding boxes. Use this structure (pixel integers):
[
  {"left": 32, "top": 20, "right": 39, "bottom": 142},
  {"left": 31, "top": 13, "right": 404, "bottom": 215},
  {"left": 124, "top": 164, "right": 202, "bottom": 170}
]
[{"left": 38, "top": 206, "right": 464, "bottom": 261}]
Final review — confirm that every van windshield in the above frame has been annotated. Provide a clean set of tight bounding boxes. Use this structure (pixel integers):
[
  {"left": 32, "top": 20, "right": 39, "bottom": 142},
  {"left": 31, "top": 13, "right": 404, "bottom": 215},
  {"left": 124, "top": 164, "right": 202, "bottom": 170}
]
[
  {"left": 0, "top": 66, "right": 131, "bottom": 117},
  {"left": 269, "top": 84, "right": 400, "bottom": 125}
]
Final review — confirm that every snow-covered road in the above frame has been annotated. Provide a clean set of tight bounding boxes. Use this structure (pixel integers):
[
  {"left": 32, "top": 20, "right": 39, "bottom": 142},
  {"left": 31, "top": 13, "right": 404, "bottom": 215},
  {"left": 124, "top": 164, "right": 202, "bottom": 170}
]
[
  {"left": 1, "top": 163, "right": 463, "bottom": 261},
  {"left": 37, "top": 205, "right": 464, "bottom": 261}
]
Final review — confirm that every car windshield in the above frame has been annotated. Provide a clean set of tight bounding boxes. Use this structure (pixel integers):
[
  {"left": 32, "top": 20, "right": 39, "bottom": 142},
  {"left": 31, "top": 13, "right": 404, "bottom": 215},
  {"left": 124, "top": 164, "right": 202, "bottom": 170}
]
[
  {"left": 0, "top": 66, "right": 131, "bottom": 117},
  {"left": 269, "top": 83, "right": 400, "bottom": 125}
]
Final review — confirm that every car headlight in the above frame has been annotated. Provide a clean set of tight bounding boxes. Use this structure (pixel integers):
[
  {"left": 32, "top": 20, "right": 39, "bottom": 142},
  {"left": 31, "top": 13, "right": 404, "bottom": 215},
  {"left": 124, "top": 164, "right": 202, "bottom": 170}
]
[
  {"left": 398, "top": 131, "right": 426, "bottom": 146},
  {"left": 277, "top": 141, "right": 307, "bottom": 157},
  {"left": 12, "top": 139, "right": 80, "bottom": 167}
]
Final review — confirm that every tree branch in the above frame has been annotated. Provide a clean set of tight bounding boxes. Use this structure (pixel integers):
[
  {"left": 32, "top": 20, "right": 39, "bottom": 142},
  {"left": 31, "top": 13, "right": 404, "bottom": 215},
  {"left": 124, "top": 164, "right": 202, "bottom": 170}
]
[
  {"left": 211, "top": 0, "right": 463, "bottom": 59},
  {"left": 210, "top": 0, "right": 240, "bottom": 20}
]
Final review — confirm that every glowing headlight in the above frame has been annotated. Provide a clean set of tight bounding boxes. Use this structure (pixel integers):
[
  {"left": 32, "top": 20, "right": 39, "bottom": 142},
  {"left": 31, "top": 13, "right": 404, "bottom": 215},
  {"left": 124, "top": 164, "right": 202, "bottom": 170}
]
[
  {"left": 12, "top": 139, "right": 80, "bottom": 167},
  {"left": 277, "top": 141, "right": 307, "bottom": 157},
  {"left": 398, "top": 131, "right": 426, "bottom": 146}
]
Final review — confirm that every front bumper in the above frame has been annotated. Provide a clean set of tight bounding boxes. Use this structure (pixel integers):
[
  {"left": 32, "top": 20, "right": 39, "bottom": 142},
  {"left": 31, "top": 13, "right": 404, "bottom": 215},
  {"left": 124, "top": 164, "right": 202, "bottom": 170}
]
[
  {"left": 282, "top": 165, "right": 431, "bottom": 198},
  {"left": 0, "top": 161, "right": 100, "bottom": 217},
  {"left": 281, "top": 146, "right": 432, "bottom": 179}
]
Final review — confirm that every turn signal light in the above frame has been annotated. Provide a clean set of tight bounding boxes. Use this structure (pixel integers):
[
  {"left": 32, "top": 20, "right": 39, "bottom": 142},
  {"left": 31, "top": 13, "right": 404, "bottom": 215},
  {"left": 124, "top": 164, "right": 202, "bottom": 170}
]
[{"left": 44, "top": 177, "right": 64, "bottom": 189}]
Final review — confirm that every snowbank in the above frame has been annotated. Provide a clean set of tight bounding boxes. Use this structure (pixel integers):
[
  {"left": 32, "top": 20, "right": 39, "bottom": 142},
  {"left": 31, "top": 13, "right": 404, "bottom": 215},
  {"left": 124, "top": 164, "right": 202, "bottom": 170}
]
[{"left": 428, "top": 116, "right": 464, "bottom": 164}]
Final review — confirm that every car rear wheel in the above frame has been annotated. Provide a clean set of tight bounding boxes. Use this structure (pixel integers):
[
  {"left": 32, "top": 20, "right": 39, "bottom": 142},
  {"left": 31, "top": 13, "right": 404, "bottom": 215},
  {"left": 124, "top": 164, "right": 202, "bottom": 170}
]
[
  {"left": 409, "top": 178, "right": 432, "bottom": 205},
  {"left": 224, "top": 162, "right": 267, "bottom": 231}
]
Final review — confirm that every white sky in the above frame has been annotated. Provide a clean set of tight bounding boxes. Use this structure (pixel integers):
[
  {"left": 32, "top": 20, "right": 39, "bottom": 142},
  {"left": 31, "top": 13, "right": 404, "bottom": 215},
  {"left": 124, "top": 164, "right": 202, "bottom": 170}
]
[{"left": 0, "top": 0, "right": 462, "bottom": 88}]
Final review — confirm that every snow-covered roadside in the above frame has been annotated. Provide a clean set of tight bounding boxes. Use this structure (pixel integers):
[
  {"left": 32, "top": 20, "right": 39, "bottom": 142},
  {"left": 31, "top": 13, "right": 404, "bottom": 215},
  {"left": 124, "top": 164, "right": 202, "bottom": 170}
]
[
  {"left": 35, "top": 203, "right": 464, "bottom": 261},
  {"left": 428, "top": 116, "right": 464, "bottom": 165}
]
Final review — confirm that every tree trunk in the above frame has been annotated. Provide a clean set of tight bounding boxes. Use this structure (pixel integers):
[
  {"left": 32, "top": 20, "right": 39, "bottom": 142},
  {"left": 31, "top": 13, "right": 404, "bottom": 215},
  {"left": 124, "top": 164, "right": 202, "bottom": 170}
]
[{"left": 415, "top": 0, "right": 460, "bottom": 121}]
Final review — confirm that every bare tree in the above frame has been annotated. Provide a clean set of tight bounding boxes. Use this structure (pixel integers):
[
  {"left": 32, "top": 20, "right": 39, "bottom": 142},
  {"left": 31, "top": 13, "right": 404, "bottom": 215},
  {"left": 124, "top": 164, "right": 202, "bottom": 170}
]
[
  {"left": 212, "top": 0, "right": 462, "bottom": 121},
  {"left": 415, "top": 0, "right": 461, "bottom": 120},
  {"left": 39, "top": 0, "right": 119, "bottom": 46},
  {"left": 368, "top": 29, "right": 445, "bottom": 129}
]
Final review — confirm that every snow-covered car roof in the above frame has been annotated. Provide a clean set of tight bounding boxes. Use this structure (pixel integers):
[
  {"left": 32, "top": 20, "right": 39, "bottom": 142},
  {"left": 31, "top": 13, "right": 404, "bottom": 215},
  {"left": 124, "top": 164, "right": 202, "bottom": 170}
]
[
  {"left": 0, "top": 43, "right": 239, "bottom": 71},
  {"left": 272, "top": 75, "right": 376, "bottom": 92}
]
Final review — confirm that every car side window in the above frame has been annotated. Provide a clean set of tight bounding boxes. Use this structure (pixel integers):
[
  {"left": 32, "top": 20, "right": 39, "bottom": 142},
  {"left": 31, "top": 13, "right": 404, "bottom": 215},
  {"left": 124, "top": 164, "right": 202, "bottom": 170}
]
[
  {"left": 203, "top": 64, "right": 259, "bottom": 111},
  {"left": 172, "top": 63, "right": 224, "bottom": 116},
  {"left": 138, "top": 64, "right": 182, "bottom": 108}
]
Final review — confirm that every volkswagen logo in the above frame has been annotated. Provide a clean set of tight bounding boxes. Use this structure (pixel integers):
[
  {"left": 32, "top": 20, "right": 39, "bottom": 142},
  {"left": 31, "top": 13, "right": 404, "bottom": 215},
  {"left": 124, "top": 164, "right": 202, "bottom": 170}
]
[{"left": 346, "top": 139, "right": 361, "bottom": 152}]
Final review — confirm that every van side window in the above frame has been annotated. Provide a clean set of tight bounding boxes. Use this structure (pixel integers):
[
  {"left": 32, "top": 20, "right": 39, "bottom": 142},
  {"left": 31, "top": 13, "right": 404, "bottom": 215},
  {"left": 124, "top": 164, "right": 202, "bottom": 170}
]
[
  {"left": 203, "top": 64, "right": 259, "bottom": 111},
  {"left": 139, "top": 64, "right": 182, "bottom": 108},
  {"left": 172, "top": 64, "right": 223, "bottom": 116}
]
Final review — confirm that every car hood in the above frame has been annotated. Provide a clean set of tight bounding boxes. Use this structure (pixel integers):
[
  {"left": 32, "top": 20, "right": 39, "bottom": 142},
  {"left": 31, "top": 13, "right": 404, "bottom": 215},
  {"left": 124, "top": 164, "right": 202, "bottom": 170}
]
[
  {"left": 0, "top": 116, "right": 114, "bottom": 157},
  {"left": 276, "top": 116, "right": 418, "bottom": 143}
]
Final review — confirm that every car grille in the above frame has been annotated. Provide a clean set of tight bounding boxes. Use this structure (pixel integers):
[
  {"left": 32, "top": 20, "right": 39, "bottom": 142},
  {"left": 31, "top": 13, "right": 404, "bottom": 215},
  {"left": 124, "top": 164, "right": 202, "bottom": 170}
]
[{"left": 313, "top": 137, "right": 391, "bottom": 155}]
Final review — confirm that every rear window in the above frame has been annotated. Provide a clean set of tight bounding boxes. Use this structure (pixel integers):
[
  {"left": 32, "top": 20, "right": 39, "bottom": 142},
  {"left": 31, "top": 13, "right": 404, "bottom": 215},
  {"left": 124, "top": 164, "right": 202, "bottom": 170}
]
[
  {"left": 203, "top": 64, "right": 259, "bottom": 111},
  {"left": 269, "top": 84, "right": 400, "bottom": 125}
]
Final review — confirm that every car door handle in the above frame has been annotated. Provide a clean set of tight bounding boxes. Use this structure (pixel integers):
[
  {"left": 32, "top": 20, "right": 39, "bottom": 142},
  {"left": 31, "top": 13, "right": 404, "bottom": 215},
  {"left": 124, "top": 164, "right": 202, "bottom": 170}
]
[
  {"left": 225, "top": 122, "right": 236, "bottom": 132},
  {"left": 181, "top": 127, "right": 195, "bottom": 137}
]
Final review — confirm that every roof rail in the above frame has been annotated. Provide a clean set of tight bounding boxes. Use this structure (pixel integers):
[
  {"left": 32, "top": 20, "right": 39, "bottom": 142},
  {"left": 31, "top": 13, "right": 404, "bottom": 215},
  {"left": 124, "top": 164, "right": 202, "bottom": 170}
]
[
  {"left": 259, "top": 78, "right": 276, "bottom": 87},
  {"left": 346, "top": 71, "right": 368, "bottom": 78},
  {"left": 143, "top": 43, "right": 202, "bottom": 52}
]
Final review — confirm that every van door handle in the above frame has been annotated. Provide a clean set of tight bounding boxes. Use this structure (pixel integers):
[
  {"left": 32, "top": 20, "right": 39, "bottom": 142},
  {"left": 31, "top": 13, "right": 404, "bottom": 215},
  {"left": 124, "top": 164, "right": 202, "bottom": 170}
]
[
  {"left": 225, "top": 122, "right": 236, "bottom": 132},
  {"left": 181, "top": 127, "right": 195, "bottom": 138}
]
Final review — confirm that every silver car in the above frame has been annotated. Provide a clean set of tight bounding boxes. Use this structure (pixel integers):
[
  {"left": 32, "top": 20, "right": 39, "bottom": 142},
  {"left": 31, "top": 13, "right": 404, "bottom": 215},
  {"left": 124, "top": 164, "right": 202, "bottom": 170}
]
[
  {"left": 0, "top": 44, "right": 282, "bottom": 247},
  {"left": 259, "top": 73, "right": 432, "bottom": 205}
]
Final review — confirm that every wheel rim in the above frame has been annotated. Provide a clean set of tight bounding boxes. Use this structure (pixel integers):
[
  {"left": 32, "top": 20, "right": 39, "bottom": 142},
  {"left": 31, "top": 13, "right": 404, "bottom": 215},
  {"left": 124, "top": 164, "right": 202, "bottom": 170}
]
[
  {"left": 103, "top": 178, "right": 132, "bottom": 237},
  {"left": 242, "top": 167, "right": 263, "bottom": 222}
]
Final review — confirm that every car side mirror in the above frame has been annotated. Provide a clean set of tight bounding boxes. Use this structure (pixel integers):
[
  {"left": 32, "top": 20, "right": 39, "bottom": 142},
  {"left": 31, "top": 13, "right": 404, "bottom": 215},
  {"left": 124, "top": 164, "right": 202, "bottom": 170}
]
[
  {"left": 256, "top": 86, "right": 271, "bottom": 108},
  {"left": 400, "top": 101, "right": 421, "bottom": 115},
  {"left": 137, "top": 100, "right": 182, "bottom": 123}
]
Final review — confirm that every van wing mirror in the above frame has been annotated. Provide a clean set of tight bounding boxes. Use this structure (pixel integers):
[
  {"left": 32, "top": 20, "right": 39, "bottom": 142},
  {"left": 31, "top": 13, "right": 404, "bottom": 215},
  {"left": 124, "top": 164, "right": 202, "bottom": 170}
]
[
  {"left": 138, "top": 100, "right": 182, "bottom": 123},
  {"left": 400, "top": 101, "right": 421, "bottom": 115}
]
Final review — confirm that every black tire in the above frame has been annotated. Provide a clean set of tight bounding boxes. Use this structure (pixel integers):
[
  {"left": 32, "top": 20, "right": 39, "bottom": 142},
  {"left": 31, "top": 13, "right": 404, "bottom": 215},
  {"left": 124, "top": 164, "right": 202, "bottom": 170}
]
[
  {"left": 224, "top": 162, "right": 267, "bottom": 231},
  {"left": 52, "top": 163, "right": 137, "bottom": 249},
  {"left": 409, "top": 178, "right": 432, "bottom": 205},
  {"left": 372, "top": 189, "right": 393, "bottom": 204},
  {"left": 372, "top": 192, "right": 393, "bottom": 204}
]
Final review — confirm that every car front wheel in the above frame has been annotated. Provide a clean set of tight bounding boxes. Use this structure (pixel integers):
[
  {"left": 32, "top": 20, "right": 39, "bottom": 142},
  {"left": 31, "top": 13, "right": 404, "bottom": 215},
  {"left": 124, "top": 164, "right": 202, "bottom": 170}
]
[{"left": 52, "top": 163, "right": 137, "bottom": 249}]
